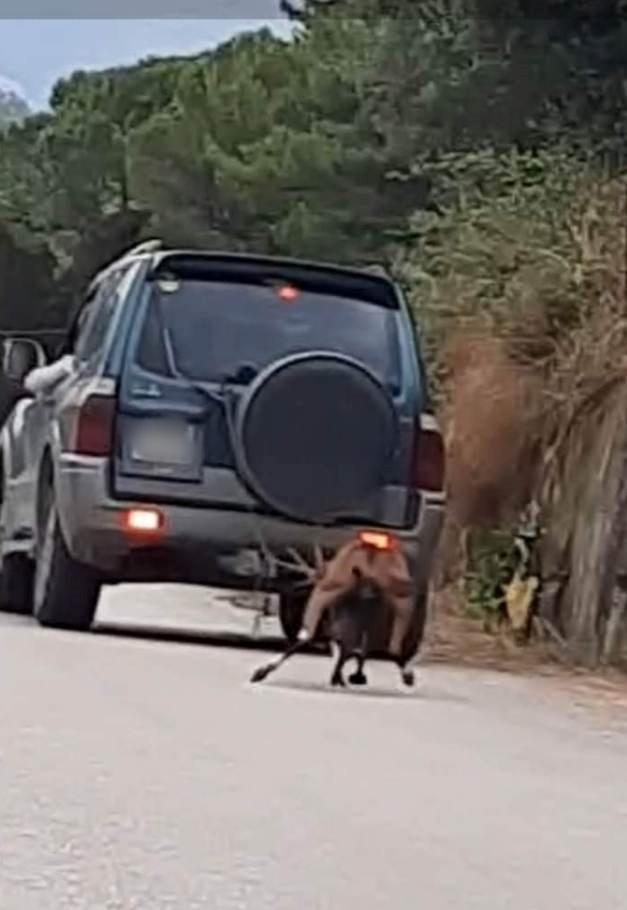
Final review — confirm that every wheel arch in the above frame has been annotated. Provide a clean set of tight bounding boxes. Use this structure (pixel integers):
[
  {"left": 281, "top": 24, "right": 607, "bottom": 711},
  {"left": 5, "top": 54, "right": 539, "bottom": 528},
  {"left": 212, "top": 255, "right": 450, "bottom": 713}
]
[
  {"left": 35, "top": 447, "right": 55, "bottom": 545},
  {"left": 0, "top": 426, "right": 11, "bottom": 490}
]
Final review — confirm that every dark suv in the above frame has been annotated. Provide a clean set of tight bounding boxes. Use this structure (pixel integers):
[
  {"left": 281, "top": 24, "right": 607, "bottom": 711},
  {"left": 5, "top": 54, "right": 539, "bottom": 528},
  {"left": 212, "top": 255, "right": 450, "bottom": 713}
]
[{"left": 0, "top": 242, "right": 445, "bottom": 639}]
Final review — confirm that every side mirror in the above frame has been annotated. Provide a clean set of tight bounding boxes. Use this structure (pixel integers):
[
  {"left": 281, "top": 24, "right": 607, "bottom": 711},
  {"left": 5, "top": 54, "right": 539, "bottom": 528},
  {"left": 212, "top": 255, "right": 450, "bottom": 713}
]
[{"left": 1, "top": 337, "right": 47, "bottom": 384}]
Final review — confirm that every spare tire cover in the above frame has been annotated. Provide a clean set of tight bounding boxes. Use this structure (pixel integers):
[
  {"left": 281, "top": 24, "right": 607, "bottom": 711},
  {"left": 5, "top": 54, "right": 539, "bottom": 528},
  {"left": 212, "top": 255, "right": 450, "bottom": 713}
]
[{"left": 234, "top": 353, "right": 398, "bottom": 523}]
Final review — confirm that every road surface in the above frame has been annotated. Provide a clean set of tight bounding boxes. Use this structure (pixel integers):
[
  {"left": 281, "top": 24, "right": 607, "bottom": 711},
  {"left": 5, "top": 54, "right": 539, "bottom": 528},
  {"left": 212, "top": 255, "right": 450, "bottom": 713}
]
[{"left": 1, "top": 584, "right": 627, "bottom": 909}]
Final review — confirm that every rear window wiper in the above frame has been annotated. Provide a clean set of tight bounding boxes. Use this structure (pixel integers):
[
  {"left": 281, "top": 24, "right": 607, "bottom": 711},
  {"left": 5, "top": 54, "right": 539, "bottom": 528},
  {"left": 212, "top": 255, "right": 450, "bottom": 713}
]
[{"left": 222, "top": 364, "right": 259, "bottom": 386}]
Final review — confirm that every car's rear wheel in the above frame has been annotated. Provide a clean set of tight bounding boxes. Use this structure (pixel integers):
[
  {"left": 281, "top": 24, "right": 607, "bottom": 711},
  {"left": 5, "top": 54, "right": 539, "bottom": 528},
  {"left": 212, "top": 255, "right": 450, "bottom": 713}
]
[
  {"left": 0, "top": 457, "right": 33, "bottom": 615},
  {"left": 33, "top": 481, "right": 101, "bottom": 631},
  {"left": 0, "top": 554, "right": 34, "bottom": 615},
  {"left": 404, "top": 586, "right": 429, "bottom": 660}
]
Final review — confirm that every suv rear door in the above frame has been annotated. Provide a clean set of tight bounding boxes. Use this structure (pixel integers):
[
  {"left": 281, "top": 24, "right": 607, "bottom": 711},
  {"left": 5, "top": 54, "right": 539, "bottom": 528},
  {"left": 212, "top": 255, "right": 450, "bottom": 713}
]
[{"left": 114, "top": 255, "right": 424, "bottom": 528}]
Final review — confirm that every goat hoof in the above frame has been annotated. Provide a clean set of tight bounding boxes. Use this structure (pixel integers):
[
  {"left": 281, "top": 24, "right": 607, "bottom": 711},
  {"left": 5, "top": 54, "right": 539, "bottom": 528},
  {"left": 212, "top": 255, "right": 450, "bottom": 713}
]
[
  {"left": 250, "top": 666, "right": 272, "bottom": 684},
  {"left": 348, "top": 671, "right": 368, "bottom": 687},
  {"left": 401, "top": 669, "right": 416, "bottom": 688},
  {"left": 330, "top": 674, "right": 346, "bottom": 688}
]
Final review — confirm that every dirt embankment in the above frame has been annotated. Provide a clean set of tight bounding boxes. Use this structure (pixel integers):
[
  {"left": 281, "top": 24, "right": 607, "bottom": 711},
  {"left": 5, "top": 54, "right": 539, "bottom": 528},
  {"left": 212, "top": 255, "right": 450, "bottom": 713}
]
[{"left": 426, "top": 588, "right": 627, "bottom": 720}]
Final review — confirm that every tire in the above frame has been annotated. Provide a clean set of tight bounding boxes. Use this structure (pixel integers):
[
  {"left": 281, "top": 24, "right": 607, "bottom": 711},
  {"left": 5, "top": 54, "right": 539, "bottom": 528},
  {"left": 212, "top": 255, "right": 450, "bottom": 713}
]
[
  {"left": 33, "top": 486, "right": 101, "bottom": 631},
  {"left": 235, "top": 353, "right": 398, "bottom": 523},
  {"left": 278, "top": 591, "right": 308, "bottom": 643},
  {"left": 0, "top": 553, "right": 34, "bottom": 615},
  {"left": 400, "top": 587, "right": 430, "bottom": 664}
]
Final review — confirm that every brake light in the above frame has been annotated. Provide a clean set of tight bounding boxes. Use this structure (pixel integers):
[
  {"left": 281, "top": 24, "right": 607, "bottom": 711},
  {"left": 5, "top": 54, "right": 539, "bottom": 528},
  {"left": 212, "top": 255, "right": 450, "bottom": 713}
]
[
  {"left": 72, "top": 395, "right": 116, "bottom": 457},
  {"left": 359, "top": 531, "right": 395, "bottom": 551},
  {"left": 124, "top": 508, "right": 164, "bottom": 535},
  {"left": 277, "top": 285, "right": 299, "bottom": 303},
  {"left": 413, "top": 414, "right": 445, "bottom": 493}
]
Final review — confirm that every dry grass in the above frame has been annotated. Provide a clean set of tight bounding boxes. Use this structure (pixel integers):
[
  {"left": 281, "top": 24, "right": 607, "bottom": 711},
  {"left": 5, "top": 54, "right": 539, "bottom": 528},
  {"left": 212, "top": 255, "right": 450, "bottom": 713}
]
[
  {"left": 425, "top": 585, "right": 558, "bottom": 672},
  {"left": 410, "top": 160, "right": 627, "bottom": 666},
  {"left": 425, "top": 169, "right": 627, "bottom": 538},
  {"left": 440, "top": 332, "right": 543, "bottom": 529},
  {"left": 537, "top": 176, "right": 627, "bottom": 495}
]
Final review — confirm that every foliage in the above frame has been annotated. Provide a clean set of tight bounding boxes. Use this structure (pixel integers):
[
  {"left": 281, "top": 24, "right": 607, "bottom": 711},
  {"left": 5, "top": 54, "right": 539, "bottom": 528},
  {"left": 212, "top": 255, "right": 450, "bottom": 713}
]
[
  {"left": 0, "top": 87, "right": 29, "bottom": 126},
  {"left": 464, "top": 529, "right": 517, "bottom": 618},
  {"left": 0, "top": 5, "right": 625, "bottom": 336},
  {"left": 398, "top": 149, "right": 598, "bottom": 373}
]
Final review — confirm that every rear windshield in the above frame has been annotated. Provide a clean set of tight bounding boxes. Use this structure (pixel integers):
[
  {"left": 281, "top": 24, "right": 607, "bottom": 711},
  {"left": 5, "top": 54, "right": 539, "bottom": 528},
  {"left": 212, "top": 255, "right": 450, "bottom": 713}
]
[{"left": 135, "top": 278, "right": 402, "bottom": 390}]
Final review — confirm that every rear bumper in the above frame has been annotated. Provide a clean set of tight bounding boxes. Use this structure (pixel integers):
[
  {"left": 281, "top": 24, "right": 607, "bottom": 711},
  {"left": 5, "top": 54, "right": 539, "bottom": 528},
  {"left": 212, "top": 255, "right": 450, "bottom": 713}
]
[{"left": 55, "top": 455, "right": 445, "bottom": 587}]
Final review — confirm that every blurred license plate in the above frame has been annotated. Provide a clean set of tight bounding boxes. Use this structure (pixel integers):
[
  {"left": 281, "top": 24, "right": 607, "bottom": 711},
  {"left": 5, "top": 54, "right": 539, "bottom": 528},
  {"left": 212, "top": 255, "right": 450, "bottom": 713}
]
[{"left": 130, "top": 421, "right": 194, "bottom": 465}]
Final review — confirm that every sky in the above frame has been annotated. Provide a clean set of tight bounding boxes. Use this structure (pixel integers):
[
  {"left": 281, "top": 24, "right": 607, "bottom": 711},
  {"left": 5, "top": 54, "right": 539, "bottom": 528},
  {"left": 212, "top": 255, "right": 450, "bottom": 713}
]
[{"left": 0, "top": 10, "right": 292, "bottom": 109}]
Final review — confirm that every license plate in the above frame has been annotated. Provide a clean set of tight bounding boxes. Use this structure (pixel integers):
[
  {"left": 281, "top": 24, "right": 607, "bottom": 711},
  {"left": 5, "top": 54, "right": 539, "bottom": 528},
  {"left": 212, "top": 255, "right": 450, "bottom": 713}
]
[{"left": 130, "top": 421, "right": 195, "bottom": 465}]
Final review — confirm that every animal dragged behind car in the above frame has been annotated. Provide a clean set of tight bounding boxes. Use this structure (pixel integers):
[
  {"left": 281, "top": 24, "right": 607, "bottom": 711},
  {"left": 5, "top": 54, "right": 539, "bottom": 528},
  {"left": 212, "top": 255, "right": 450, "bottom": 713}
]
[{"left": 250, "top": 535, "right": 425, "bottom": 690}]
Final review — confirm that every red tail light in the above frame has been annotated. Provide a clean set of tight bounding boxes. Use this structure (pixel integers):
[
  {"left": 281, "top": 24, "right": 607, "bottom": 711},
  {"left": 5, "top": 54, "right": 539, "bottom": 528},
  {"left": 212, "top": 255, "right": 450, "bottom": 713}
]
[
  {"left": 72, "top": 395, "right": 116, "bottom": 456},
  {"left": 277, "top": 284, "right": 300, "bottom": 303},
  {"left": 124, "top": 508, "right": 164, "bottom": 535},
  {"left": 359, "top": 531, "right": 396, "bottom": 551},
  {"left": 413, "top": 414, "right": 445, "bottom": 493}
]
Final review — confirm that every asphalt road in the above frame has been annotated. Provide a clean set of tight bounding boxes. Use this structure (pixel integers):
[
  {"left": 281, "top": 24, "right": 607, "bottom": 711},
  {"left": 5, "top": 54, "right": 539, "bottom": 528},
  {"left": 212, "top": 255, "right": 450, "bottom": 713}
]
[{"left": 2, "top": 585, "right": 627, "bottom": 910}]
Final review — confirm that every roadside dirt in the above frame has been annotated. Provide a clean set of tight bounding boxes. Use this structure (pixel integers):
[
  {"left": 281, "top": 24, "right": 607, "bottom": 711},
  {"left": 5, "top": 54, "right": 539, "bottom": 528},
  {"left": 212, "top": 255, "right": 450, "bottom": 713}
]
[{"left": 426, "top": 587, "right": 627, "bottom": 720}]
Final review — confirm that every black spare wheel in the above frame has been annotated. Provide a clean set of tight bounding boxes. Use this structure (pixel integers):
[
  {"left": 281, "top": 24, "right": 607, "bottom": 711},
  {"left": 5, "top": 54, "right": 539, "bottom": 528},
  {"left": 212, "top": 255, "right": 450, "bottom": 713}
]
[{"left": 234, "top": 353, "right": 398, "bottom": 523}]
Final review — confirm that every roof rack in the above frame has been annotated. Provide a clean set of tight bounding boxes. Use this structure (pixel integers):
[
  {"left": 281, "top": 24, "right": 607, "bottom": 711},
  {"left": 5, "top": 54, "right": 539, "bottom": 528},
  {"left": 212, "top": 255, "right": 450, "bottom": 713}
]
[
  {"left": 86, "top": 239, "right": 165, "bottom": 298},
  {"left": 121, "top": 239, "right": 164, "bottom": 258},
  {"left": 360, "top": 263, "right": 391, "bottom": 279}
]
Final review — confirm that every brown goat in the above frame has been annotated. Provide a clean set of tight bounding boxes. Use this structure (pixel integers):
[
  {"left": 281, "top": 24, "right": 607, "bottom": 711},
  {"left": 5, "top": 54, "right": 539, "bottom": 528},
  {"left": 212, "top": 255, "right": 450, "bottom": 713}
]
[
  {"left": 250, "top": 537, "right": 425, "bottom": 688},
  {"left": 299, "top": 537, "right": 416, "bottom": 656}
]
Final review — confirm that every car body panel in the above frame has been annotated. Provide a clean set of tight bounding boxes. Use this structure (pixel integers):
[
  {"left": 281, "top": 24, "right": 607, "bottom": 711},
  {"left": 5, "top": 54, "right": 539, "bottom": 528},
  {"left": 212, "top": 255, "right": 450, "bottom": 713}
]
[{"left": 53, "top": 451, "right": 444, "bottom": 586}]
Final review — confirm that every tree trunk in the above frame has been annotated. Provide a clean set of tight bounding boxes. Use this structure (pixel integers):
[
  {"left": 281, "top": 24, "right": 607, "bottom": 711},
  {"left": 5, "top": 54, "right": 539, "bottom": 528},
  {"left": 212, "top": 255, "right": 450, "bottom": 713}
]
[{"left": 539, "top": 386, "right": 627, "bottom": 667}]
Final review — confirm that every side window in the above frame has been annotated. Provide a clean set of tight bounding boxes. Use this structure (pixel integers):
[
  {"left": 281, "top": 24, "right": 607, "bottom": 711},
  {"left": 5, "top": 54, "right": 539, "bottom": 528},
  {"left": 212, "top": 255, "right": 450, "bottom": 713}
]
[{"left": 74, "top": 267, "right": 130, "bottom": 365}]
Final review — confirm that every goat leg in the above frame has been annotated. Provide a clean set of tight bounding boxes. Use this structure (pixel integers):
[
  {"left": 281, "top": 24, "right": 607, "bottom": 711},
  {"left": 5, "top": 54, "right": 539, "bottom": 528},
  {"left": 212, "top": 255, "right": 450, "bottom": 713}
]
[
  {"left": 348, "top": 654, "right": 368, "bottom": 687},
  {"left": 250, "top": 636, "right": 309, "bottom": 684},
  {"left": 395, "top": 652, "right": 419, "bottom": 689},
  {"left": 330, "top": 667, "right": 347, "bottom": 688},
  {"left": 301, "top": 584, "right": 345, "bottom": 642},
  {"left": 329, "top": 642, "right": 348, "bottom": 688},
  {"left": 399, "top": 663, "right": 416, "bottom": 688},
  {"left": 388, "top": 600, "right": 413, "bottom": 660}
]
